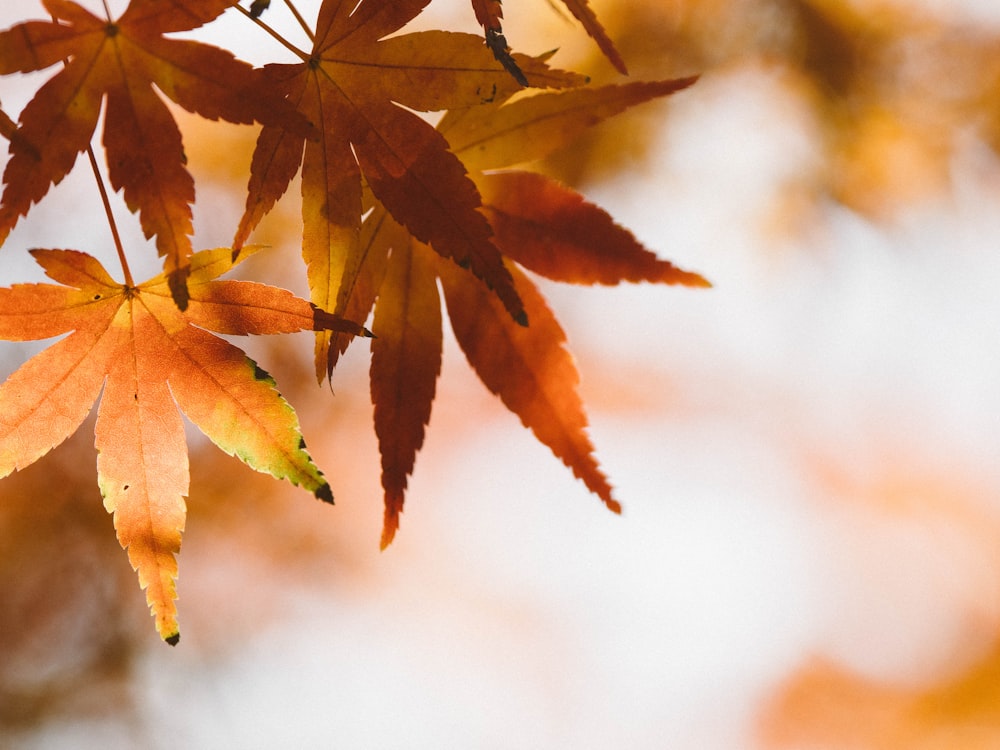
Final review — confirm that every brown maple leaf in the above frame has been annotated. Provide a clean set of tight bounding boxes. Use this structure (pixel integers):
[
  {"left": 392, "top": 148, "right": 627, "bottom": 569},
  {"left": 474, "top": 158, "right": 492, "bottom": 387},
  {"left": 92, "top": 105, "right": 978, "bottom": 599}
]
[
  {"left": 232, "top": 0, "right": 587, "bottom": 379},
  {"left": 0, "top": 0, "right": 308, "bottom": 308},
  {"left": 0, "top": 244, "right": 368, "bottom": 644},
  {"left": 442, "top": 78, "right": 705, "bottom": 287},
  {"left": 334, "top": 77, "right": 707, "bottom": 547}
]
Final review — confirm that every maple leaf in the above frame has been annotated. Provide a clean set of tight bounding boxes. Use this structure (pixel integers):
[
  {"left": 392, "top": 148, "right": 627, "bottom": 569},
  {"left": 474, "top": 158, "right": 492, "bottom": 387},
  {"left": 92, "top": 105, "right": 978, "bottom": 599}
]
[
  {"left": 232, "top": 0, "right": 587, "bottom": 378},
  {"left": 370, "top": 240, "right": 441, "bottom": 548},
  {"left": 0, "top": 245, "right": 369, "bottom": 644},
  {"left": 344, "top": 78, "right": 708, "bottom": 546},
  {"left": 0, "top": 0, "right": 308, "bottom": 308}
]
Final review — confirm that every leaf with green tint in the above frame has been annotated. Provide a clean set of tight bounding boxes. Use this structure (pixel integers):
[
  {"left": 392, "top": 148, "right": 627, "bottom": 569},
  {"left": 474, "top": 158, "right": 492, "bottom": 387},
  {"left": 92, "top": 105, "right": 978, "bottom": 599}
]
[{"left": 0, "top": 244, "right": 369, "bottom": 643}]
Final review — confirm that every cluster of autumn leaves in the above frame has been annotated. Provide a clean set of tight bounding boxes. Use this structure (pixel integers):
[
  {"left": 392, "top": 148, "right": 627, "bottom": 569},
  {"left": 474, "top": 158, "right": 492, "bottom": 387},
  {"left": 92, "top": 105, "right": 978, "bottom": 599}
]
[{"left": 0, "top": 0, "right": 707, "bottom": 643}]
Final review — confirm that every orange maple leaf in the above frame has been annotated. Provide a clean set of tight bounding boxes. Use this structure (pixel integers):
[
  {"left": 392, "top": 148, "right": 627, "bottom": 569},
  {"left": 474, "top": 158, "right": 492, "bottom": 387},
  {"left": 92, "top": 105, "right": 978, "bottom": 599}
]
[
  {"left": 0, "top": 0, "right": 307, "bottom": 308},
  {"left": 232, "top": 0, "right": 587, "bottom": 378},
  {"left": 0, "top": 245, "right": 368, "bottom": 643},
  {"left": 335, "top": 77, "right": 707, "bottom": 547}
]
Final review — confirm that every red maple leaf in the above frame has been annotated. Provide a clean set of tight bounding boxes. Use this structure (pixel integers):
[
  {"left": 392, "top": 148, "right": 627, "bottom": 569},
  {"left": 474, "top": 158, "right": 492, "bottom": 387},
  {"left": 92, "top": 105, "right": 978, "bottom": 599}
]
[
  {"left": 232, "top": 0, "right": 586, "bottom": 379},
  {"left": 0, "top": 0, "right": 308, "bottom": 307},
  {"left": 334, "top": 77, "right": 707, "bottom": 546}
]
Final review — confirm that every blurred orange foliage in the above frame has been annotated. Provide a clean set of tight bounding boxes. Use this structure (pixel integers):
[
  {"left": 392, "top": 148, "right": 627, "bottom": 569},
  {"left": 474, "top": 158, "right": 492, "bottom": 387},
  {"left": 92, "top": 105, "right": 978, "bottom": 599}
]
[
  {"left": 541, "top": 0, "right": 1000, "bottom": 219},
  {"left": 761, "top": 641, "right": 1000, "bottom": 749},
  {"left": 757, "top": 438, "right": 1000, "bottom": 748}
]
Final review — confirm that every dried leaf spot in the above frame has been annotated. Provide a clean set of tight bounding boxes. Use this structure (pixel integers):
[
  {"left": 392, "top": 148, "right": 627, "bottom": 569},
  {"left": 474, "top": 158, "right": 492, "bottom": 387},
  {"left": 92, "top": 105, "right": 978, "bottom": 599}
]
[
  {"left": 251, "top": 363, "right": 272, "bottom": 382},
  {"left": 249, "top": 0, "right": 271, "bottom": 19},
  {"left": 165, "top": 632, "right": 180, "bottom": 646},
  {"left": 314, "top": 482, "right": 334, "bottom": 504},
  {"left": 477, "top": 84, "right": 498, "bottom": 104}
]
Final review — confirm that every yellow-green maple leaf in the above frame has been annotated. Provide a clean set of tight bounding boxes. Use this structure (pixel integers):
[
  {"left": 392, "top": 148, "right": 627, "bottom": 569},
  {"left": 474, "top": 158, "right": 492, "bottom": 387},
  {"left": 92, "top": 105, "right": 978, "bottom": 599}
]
[{"left": 0, "top": 245, "right": 367, "bottom": 643}]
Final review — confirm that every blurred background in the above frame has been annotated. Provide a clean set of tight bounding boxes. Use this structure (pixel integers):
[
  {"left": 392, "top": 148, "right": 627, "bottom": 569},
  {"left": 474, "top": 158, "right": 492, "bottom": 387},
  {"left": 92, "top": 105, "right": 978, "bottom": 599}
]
[{"left": 2, "top": 0, "right": 1000, "bottom": 747}]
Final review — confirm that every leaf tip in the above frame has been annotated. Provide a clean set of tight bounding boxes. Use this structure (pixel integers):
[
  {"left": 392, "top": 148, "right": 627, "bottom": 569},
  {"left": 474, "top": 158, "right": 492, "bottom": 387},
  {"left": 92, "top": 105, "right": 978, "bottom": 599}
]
[
  {"left": 664, "top": 267, "right": 712, "bottom": 289},
  {"left": 379, "top": 524, "right": 396, "bottom": 551},
  {"left": 311, "top": 306, "right": 375, "bottom": 339},
  {"left": 663, "top": 263, "right": 712, "bottom": 288},
  {"left": 168, "top": 267, "right": 191, "bottom": 311},
  {"left": 164, "top": 632, "right": 180, "bottom": 646},
  {"left": 314, "top": 482, "right": 334, "bottom": 504},
  {"left": 692, "top": 274, "right": 713, "bottom": 289},
  {"left": 380, "top": 491, "right": 403, "bottom": 550},
  {"left": 485, "top": 28, "right": 529, "bottom": 88}
]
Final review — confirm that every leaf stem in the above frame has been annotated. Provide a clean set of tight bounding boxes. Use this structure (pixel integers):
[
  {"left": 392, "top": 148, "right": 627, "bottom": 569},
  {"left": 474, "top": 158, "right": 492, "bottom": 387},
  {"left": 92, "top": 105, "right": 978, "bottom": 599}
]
[
  {"left": 86, "top": 144, "right": 133, "bottom": 287},
  {"left": 283, "top": 0, "right": 315, "bottom": 45},
  {"left": 233, "top": 3, "right": 311, "bottom": 61}
]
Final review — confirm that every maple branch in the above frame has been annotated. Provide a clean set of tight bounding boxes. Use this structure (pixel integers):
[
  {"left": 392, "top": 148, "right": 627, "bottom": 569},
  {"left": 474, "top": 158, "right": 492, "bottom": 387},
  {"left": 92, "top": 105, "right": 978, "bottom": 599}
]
[
  {"left": 233, "top": 3, "right": 310, "bottom": 61},
  {"left": 86, "top": 144, "right": 133, "bottom": 287}
]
